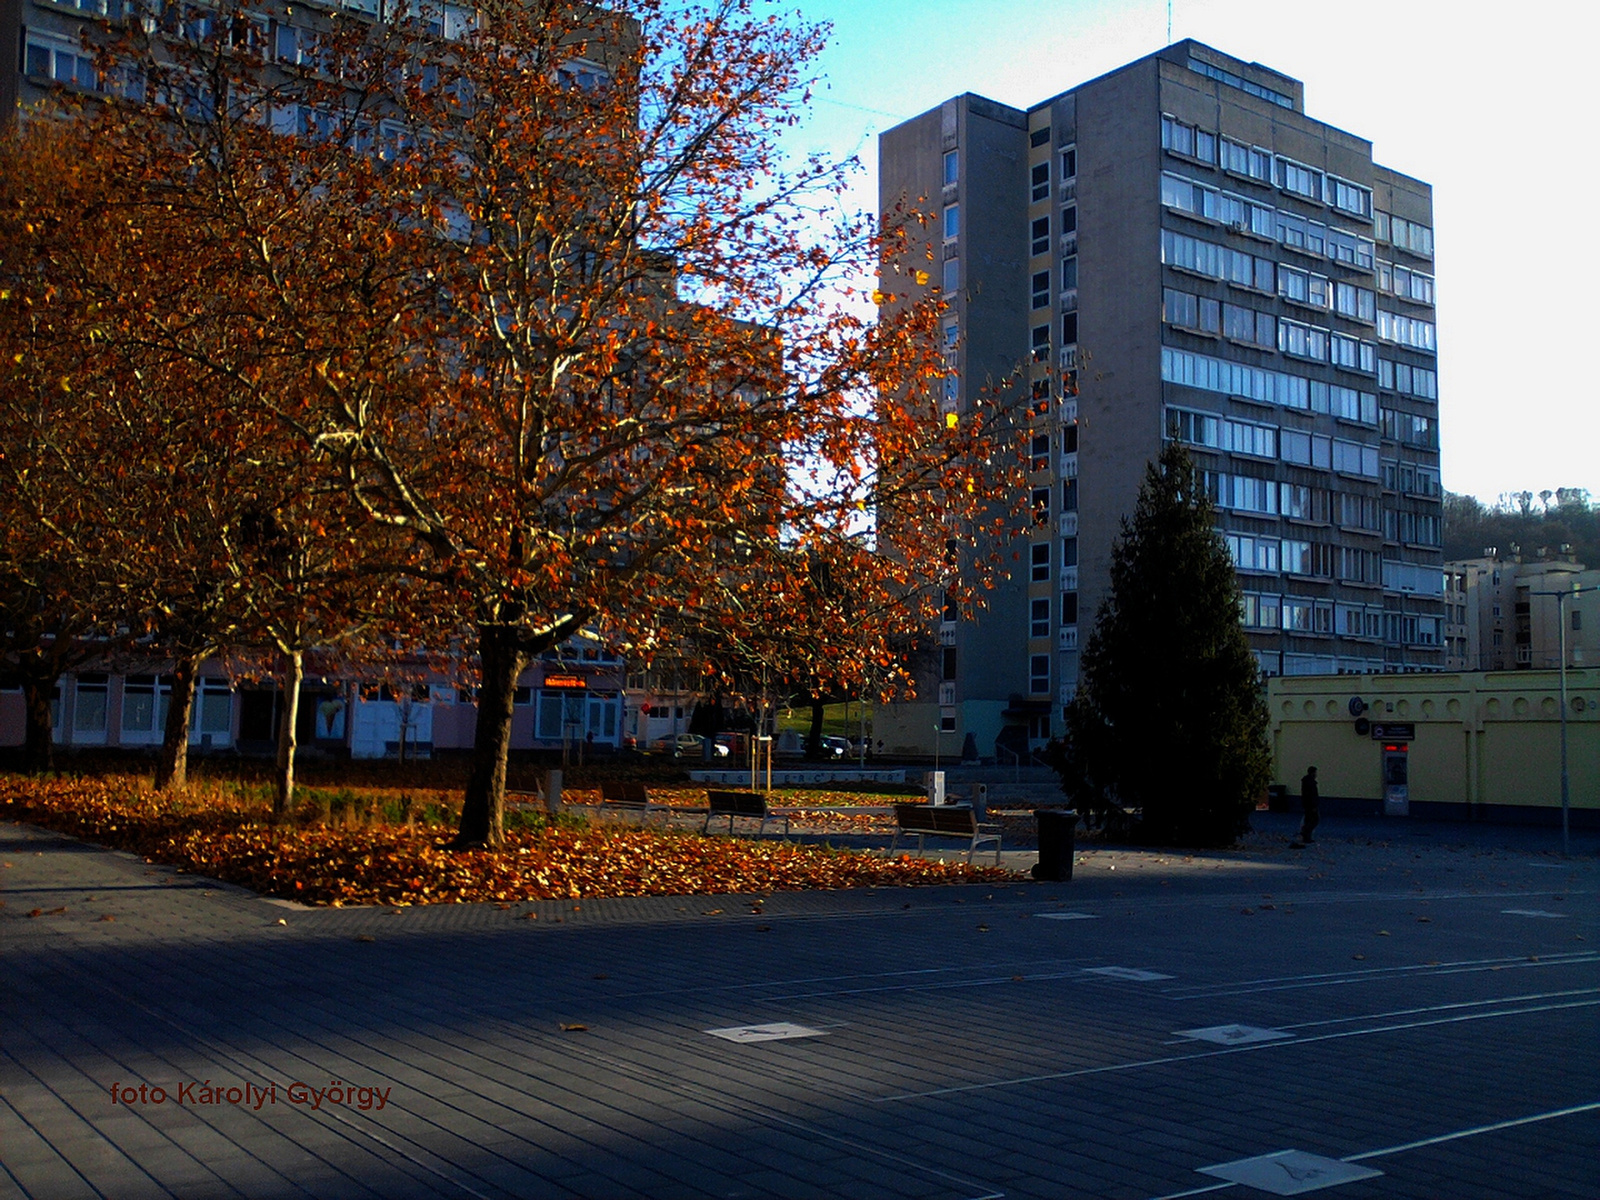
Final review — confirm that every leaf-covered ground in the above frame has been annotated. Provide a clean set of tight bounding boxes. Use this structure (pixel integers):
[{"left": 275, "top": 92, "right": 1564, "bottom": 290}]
[{"left": 1, "top": 776, "right": 1015, "bottom": 907}]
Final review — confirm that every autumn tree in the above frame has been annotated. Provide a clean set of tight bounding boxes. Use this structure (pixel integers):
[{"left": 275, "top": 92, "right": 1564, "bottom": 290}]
[
  {"left": 0, "top": 125, "right": 132, "bottom": 773},
  {"left": 1052, "top": 442, "right": 1269, "bottom": 847},
  {"left": 0, "top": 115, "right": 406, "bottom": 807},
  {"left": 17, "top": 0, "right": 1022, "bottom": 846}
]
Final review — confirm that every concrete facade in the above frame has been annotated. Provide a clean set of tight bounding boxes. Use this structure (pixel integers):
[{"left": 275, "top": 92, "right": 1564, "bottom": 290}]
[
  {"left": 880, "top": 41, "right": 1444, "bottom": 759},
  {"left": 1449, "top": 553, "right": 1599, "bottom": 674},
  {"left": 0, "top": 648, "right": 628, "bottom": 758},
  {"left": 1268, "top": 669, "right": 1599, "bottom": 825}
]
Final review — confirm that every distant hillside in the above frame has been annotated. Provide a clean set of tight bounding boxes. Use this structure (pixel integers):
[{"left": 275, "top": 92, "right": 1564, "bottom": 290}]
[{"left": 1443, "top": 489, "right": 1598, "bottom": 567}]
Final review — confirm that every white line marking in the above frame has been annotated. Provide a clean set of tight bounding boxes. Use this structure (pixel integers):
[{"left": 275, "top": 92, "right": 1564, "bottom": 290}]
[
  {"left": 1147, "top": 1184, "right": 1237, "bottom": 1199},
  {"left": 1087, "top": 966, "right": 1174, "bottom": 981},
  {"left": 756, "top": 966, "right": 1097, "bottom": 1003},
  {"left": 1161, "top": 951, "right": 1600, "bottom": 1001},
  {"left": 1502, "top": 908, "right": 1568, "bottom": 918},
  {"left": 875, "top": 998, "right": 1600, "bottom": 1102},
  {"left": 1148, "top": 1102, "right": 1600, "bottom": 1200},
  {"left": 1343, "top": 1100, "right": 1600, "bottom": 1162},
  {"left": 1278, "top": 987, "right": 1600, "bottom": 1031},
  {"left": 1036, "top": 911, "right": 1100, "bottom": 920}
]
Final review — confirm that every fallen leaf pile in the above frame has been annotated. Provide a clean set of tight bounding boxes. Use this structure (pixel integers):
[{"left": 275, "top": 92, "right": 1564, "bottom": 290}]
[{"left": 2, "top": 775, "right": 1015, "bottom": 907}]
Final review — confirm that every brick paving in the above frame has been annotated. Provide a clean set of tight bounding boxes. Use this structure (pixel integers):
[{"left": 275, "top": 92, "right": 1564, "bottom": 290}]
[{"left": 2, "top": 814, "right": 1597, "bottom": 1199}]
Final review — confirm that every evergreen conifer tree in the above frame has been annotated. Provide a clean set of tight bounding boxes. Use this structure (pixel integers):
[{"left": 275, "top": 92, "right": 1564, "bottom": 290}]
[{"left": 1053, "top": 441, "right": 1270, "bottom": 846}]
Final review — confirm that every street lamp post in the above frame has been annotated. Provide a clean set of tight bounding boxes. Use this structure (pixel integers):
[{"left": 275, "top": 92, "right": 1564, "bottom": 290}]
[{"left": 1533, "top": 582, "right": 1590, "bottom": 857}]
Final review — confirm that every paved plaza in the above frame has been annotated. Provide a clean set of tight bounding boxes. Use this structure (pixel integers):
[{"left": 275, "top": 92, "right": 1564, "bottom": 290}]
[{"left": 2, "top": 813, "right": 1597, "bottom": 1199}]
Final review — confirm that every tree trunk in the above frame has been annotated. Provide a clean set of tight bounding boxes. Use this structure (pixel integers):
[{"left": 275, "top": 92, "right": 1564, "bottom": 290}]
[
  {"left": 20, "top": 672, "right": 55, "bottom": 775},
  {"left": 455, "top": 625, "right": 526, "bottom": 849},
  {"left": 272, "top": 649, "right": 303, "bottom": 822},
  {"left": 154, "top": 653, "right": 201, "bottom": 792}
]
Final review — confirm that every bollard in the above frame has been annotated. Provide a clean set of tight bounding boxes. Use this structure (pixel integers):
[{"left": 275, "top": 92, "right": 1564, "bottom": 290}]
[{"left": 1032, "top": 808, "right": 1077, "bottom": 881}]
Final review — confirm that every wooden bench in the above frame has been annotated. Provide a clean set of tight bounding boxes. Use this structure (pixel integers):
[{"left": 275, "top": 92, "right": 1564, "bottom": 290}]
[
  {"left": 890, "top": 803, "right": 1002, "bottom": 865},
  {"left": 595, "top": 781, "right": 670, "bottom": 825},
  {"left": 704, "top": 790, "right": 790, "bottom": 837}
]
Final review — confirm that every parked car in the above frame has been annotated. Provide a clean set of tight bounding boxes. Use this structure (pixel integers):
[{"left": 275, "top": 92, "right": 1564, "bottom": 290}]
[
  {"left": 649, "top": 733, "right": 729, "bottom": 758},
  {"left": 820, "top": 736, "right": 849, "bottom": 759}
]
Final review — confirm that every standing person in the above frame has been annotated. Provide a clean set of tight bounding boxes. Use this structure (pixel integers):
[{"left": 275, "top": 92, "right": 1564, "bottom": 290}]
[{"left": 1296, "top": 766, "right": 1320, "bottom": 846}]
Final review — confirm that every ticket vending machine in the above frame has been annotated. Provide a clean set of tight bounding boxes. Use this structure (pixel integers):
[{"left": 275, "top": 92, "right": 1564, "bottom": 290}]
[{"left": 1382, "top": 743, "right": 1410, "bottom": 816}]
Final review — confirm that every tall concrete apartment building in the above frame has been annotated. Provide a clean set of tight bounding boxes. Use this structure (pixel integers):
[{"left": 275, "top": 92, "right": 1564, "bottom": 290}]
[{"left": 878, "top": 41, "right": 1444, "bottom": 758}]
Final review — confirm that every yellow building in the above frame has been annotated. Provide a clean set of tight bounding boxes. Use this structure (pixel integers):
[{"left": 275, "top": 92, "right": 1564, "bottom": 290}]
[{"left": 1268, "top": 670, "right": 1598, "bottom": 826}]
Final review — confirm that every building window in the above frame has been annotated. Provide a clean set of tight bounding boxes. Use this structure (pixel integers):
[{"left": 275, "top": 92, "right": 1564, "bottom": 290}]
[
  {"left": 1574, "top": 610, "right": 1584, "bottom": 632},
  {"left": 1060, "top": 205, "right": 1077, "bottom": 234},
  {"left": 940, "top": 713, "right": 957, "bottom": 733},
  {"left": 942, "top": 647, "right": 957, "bottom": 681},
  {"left": 1163, "top": 288, "right": 1221, "bottom": 336},
  {"left": 194, "top": 679, "right": 232, "bottom": 739},
  {"left": 1030, "top": 161, "right": 1050, "bottom": 202},
  {"left": 1060, "top": 256, "right": 1077, "bottom": 291},
  {"left": 1031, "top": 598, "right": 1051, "bottom": 637},
  {"left": 1030, "top": 655, "right": 1051, "bottom": 694},
  {"left": 1276, "top": 157, "right": 1322, "bottom": 200},
  {"left": 1032, "top": 487, "right": 1051, "bottom": 524},
  {"left": 1031, "top": 433, "right": 1050, "bottom": 471},
  {"left": 1031, "top": 216, "right": 1050, "bottom": 256},
  {"left": 72, "top": 674, "right": 109, "bottom": 736},
  {"left": 1060, "top": 147, "right": 1076, "bottom": 179},
  {"left": 942, "top": 258, "right": 959, "bottom": 294},
  {"left": 537, "top": 692, "right": 585, "bottom": 740},
  {"left": 122, "top": 675, "right": 172, "bottom": 738},
  {"left": 1061, "top": 312, "right": 1078, "bottom": 345},
  {"left": 1030, "top": 126, "right": 1051, "bottom": 148},
  {"left": 943, "top": 149, "right": 959, "bottom": 187},
  {"left": 1061, "top": 591, "right": 1079, "bottom": 624},
  {"left": 1240, "top": 593, "right": 1282, "bottom": 629},
  {"left": 1032, "top": 271, "right": 1051, "bottom": 309},
  {"left": 1061, "top": 537, "right": 1078, "bottom": 568},
  {"left": 943, "top": 203, "right": 959, "bottom": 241},
  {"left": 1031, "top": 542, "right": 1051, "bottom": 581},
  {"left": 1324, "top": 175, "right": 1372, "bottom": 218},
  {"left": 1221, "top": 137, "right": 1272, "bottom": 181},
  {"left": 1031, "top": 325, "right": 1050, "bottom": 362},
  {"left": 1062, "top": 478, "right": 1078, "bottom": 512},
  {"left": 24, "top": 32, "right": 99, "bottom": 89}
]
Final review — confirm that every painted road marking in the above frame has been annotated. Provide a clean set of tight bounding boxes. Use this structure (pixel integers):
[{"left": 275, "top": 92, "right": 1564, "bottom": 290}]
[
  {"left": 1177, "top": 1024, "right": 1293, "bottom": 1046},
  {"left": 1037, "top": 912, "right": 1100, "bottom": 920},
  {"left": 1087, "top": 966, "right": 1174, "bottom": 981},
  {"left": 1198, "top": 1150, "right": 1381, "bottom": 1195},
  {"left": 875, "top": 998, "right": 1600, "bottom": 1102},
  {"left": 1148, "top": 1102, "right": 1600, "bottom": 1200},
  {"left": 705, "top": 1022, "right": 827, "bottom": 1043}
]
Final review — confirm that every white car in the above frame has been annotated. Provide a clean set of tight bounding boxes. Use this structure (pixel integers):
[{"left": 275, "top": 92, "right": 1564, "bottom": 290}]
[{"left": 653, "top": 734, "right": 729, "bottom": 758}]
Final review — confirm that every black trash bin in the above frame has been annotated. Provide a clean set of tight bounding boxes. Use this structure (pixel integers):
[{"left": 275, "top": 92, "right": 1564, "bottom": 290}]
[{"left": 1032, "top": 808, "right": 1077, "bottom": 881}]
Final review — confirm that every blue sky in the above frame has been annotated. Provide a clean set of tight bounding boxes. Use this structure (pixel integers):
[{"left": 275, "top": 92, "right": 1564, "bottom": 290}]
[{"left": 767, "top": 0, "right": 1596, "bottom": 508}]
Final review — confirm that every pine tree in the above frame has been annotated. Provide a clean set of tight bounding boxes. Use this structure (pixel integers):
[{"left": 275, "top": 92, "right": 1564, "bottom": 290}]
[{"left": 1054, "top": 441, "right": 1270, "bottom": 846}]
